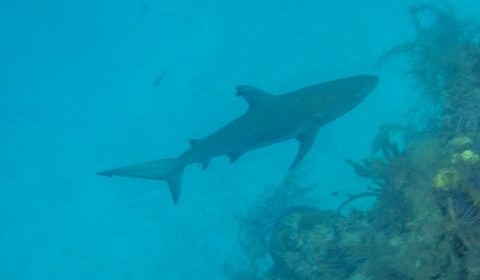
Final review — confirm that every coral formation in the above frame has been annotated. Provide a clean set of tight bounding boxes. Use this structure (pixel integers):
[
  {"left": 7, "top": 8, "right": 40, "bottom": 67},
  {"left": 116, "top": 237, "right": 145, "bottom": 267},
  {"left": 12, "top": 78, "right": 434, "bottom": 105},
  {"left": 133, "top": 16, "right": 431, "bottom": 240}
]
[
  {"left": 433, "top": 167, "right": 459, "bottom": 190},
  {"left": 226, "top": 5, "right": 480, "bottom": 280},
  {"left": 268, "top": 207, "right": 355, "bottom": 280}
]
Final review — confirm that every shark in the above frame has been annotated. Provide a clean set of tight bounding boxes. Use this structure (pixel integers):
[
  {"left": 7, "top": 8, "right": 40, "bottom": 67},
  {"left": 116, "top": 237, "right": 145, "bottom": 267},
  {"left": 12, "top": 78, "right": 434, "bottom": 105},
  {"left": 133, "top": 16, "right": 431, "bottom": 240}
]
[{"left": 98, "top": 74, "right": 379, "bottom": 204}]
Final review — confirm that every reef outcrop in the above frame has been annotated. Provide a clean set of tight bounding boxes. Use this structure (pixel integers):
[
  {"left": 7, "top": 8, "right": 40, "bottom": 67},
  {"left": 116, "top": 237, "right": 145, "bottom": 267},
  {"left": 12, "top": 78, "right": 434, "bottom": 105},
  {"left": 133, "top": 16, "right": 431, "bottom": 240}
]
[{"left": 227, "top": 5, "right": 480, "bottom": 280}]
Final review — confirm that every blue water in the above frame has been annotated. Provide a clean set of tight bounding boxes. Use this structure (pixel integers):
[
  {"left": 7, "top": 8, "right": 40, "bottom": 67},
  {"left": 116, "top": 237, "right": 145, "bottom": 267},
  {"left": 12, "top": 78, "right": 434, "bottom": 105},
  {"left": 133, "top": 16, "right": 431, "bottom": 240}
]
[{"left": 1, "top": 0, "right": 480, "bottom": 279}]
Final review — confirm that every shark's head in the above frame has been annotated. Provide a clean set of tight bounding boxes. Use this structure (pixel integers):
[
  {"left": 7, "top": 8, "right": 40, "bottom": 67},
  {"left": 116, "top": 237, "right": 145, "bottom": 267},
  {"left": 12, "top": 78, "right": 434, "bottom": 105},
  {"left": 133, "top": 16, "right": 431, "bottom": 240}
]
[
  {"left": 309, "top": 74, "right": 379, "bottom": 121},
  {"left": 352, "top": 74, "right": 379, "bottom": 98},
  {"left": 334, "top": 74, "right": 378, "bottom": 106}
]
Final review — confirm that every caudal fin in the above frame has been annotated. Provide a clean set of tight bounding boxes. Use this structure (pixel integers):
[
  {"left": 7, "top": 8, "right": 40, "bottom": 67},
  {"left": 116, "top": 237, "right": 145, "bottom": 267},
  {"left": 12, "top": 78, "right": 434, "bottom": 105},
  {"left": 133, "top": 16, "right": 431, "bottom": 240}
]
[{"left": 97, "top": 158, "right": 184, "bottom": 204}]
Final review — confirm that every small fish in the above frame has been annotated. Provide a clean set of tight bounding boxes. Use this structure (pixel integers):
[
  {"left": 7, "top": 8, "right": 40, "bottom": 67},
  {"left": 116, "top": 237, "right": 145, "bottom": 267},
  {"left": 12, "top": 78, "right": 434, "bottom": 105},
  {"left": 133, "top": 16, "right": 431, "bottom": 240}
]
[
  {"left": 152, "top": 72, "right": 167, "bottom": 88},
  {"left": 331, "top": 191, "right": 339, "bottom": 196}
]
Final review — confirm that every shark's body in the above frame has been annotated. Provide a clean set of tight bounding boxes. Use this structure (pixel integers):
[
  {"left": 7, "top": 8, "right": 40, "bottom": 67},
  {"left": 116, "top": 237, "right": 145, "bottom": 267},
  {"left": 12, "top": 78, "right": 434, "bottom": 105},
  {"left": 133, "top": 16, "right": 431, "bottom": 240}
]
[{"left": 98, "top": 75, "right": 379, "bottom": 204}]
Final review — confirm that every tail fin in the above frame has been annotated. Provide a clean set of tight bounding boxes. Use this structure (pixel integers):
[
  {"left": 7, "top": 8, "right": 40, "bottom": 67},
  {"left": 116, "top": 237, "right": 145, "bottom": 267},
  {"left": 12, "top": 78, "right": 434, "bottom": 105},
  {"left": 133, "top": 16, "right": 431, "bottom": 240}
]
[{"left": 97, "top": 158, "right": 184, "bottom": 204}]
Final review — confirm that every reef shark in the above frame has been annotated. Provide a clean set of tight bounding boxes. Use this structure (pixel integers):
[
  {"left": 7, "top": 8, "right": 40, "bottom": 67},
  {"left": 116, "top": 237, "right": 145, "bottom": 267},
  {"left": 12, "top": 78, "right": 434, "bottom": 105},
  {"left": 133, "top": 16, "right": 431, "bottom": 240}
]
[{"left": 98, "top": 75, "right": 379, "bottom": 204}]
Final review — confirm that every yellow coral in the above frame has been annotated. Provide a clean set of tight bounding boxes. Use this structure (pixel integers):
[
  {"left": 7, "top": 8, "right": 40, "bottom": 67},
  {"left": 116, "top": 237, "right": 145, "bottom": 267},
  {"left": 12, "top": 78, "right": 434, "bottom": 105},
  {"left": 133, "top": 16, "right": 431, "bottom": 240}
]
[
  {"left": 433, "top": 168, "right": 459, "bottom": 190},
  {"left": 459, "top": 150, "right": 480, "bottom": 165}
]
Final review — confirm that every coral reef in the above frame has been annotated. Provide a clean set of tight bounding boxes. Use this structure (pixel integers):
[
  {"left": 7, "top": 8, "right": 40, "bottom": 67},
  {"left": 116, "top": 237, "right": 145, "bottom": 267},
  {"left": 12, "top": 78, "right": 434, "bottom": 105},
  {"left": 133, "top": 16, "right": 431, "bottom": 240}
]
[
  {"left": 226, "top": 5, "right": 480, "bottom": 280},
  {"left": 268, "top": 207, "right": 354, "bottom": 280}
]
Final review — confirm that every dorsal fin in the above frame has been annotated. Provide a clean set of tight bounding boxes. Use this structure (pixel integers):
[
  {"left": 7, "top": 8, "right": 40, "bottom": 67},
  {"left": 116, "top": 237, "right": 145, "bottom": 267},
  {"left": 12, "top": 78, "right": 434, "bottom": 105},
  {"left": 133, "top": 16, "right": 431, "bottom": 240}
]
[
  {"left": 189, "top": 138, "right": 201, "bottom": 147},
  {"left": 235, "top": 85, "right": 274, "bottom": 109}
]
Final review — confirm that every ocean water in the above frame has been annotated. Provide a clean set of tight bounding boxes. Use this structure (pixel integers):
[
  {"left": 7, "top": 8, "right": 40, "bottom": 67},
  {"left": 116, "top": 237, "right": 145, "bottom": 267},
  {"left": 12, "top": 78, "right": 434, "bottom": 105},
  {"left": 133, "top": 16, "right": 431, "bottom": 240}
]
[{"left": 1, "top": 0, "right": 480, "bottom": 279}]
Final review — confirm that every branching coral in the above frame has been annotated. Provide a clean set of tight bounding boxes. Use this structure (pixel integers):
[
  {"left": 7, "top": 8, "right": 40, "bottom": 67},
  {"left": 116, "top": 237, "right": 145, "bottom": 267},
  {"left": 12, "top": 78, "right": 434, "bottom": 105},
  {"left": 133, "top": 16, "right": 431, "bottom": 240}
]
[
  {"left": 381, "top": 4, "right": 480, "bottom": 135},
  {"left": 346, "top": 125, "right": 413, "bottom": 191},
  {"left": 341, "top": 126, "right": 417, "bottom": 234},
  {"left": 228, "top": 172, "right": 316, "bottom": 278}
]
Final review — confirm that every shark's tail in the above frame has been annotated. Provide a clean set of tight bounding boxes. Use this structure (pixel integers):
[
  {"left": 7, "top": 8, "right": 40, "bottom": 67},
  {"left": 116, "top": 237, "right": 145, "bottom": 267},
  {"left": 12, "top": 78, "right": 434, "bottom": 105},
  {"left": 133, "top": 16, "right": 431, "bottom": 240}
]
[{"left": 97, "top": 158, "right": 184, "bottom": 204}]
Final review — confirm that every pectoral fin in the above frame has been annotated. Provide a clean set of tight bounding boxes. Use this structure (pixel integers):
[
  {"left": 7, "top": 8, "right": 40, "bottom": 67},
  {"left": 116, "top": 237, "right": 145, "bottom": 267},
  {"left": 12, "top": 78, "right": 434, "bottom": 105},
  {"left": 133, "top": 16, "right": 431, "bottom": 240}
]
[
  {"left": 289, "top": 125, "right": 320, "bottom": 170},
  {"left": 310, "top": 113, "right": 328, "bottom": 125},
  {"left": 228, "top": 152, "right": 242, "bottom": 163},
  {"left": 201, "top": 160, "right": 210, "bottom": 170}
]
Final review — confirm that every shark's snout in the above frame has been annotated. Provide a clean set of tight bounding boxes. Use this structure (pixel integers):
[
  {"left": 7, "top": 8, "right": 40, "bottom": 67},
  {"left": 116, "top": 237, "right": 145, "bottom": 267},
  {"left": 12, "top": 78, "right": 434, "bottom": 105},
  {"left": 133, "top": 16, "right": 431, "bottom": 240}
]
[
  {"left": 353, "top": 75, "right": 379, "bottom": 100},
  {"left": 365, "top": 75, "right": 379, "bottom": 91},
  {"left": 363, "top": 75, "right": 379, "bottom": 93}
]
